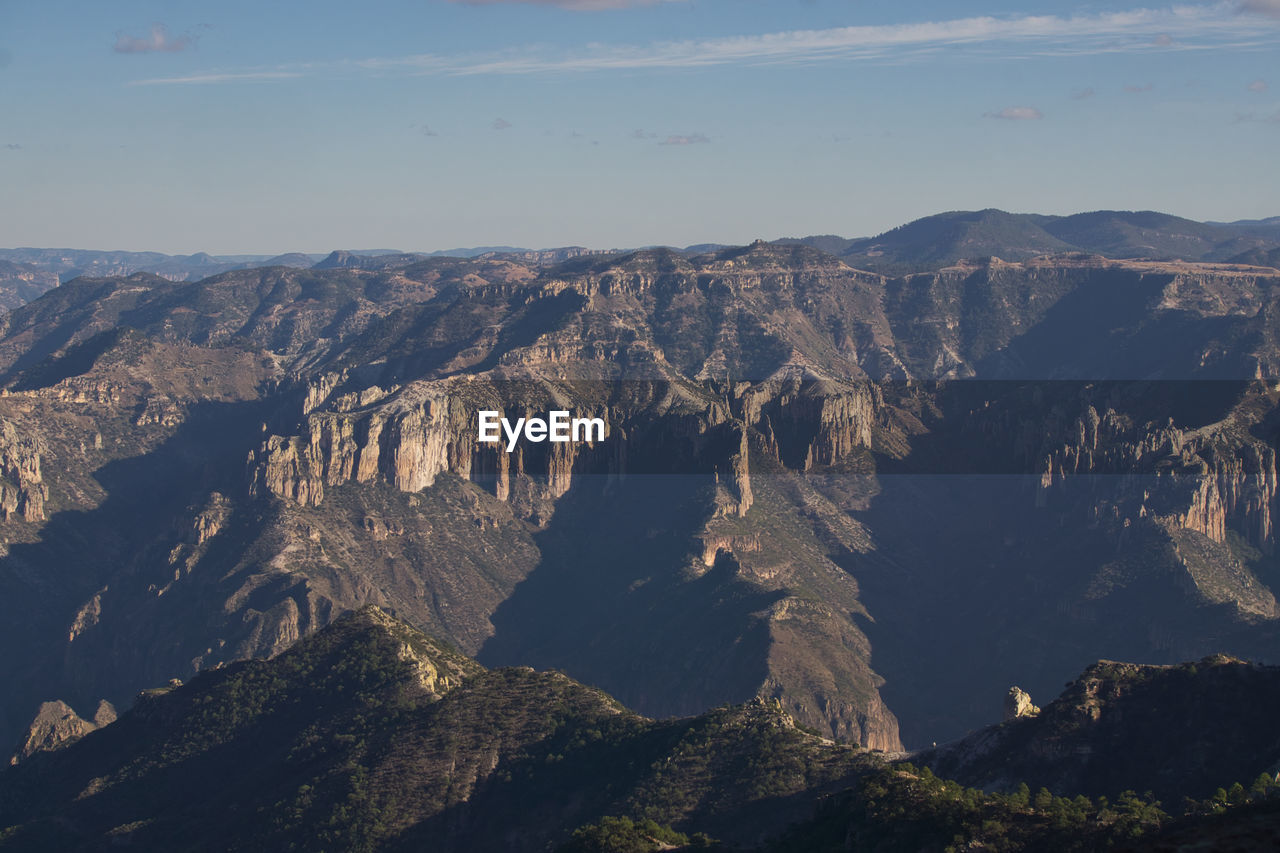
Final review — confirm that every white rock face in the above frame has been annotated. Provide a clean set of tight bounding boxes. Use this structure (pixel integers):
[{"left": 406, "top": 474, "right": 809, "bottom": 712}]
[
  {"left": 1004, "top": 686, "right": 1040, "bottom": 721},
  {"left": 0, "top": 418, "right": 47, "bottom": 522}
]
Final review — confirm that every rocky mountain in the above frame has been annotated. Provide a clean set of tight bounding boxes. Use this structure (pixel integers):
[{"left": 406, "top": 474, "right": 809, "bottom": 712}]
[
  {"left": 0, "top": 228, "right": 1278, "bottom": 782},
  {"left": 839, "top": 209, "right": 1076, "bottom": 272},
  {"left": 922, "top": 655, "right": 1280, "bottom": 802},
  {"left": 773, "top": 234, "right": 860, "bottom": 256},
  {"left": 481, "top": 246, "right": 614, "bottom": 265},
  {"left": 0, "top": 261, "right": 59, "bottom": 311},
  {"left": 0, "top": 607, "right": 876, "bottom": 851},
  {"left": 831, "top": 209, "right": 1280, "bottom": 274},
  {"left": 312, "top": 250, "right": 431, "bottom": 271},
  {"left": 9, "top": 699, "right": 115, "bottom": 766},
  {"left": 8, "top": 608, "right": 1280, "bottom": 852},
  {"left": 0, "top": 248, "right": 319, "bottom": 285},
  {"left": 1039, "top": 211, "right": 1244, "bottom": 260},
  {"left": 1228, "top": 246, "right": 1280, "bottom": 268}
]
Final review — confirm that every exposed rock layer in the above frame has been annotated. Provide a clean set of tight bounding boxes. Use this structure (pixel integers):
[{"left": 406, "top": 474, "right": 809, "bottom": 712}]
[{"left": 1, "top": 249, "right": 1280, "bottom": 757}]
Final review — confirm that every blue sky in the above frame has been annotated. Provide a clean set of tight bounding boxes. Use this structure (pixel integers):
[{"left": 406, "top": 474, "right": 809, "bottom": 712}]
[{"left": 2, "top": 0, "right": 1278, "bottom": 254}]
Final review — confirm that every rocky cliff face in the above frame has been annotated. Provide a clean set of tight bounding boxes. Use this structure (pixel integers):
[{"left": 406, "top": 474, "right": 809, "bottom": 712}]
[
  {"left": 240, "top": 362, "right": 894, "bottom": 743},
  {"left": 2, "top": 246, "right": 1280, "bottom": 761},
  {"left": 252, "top": 363, "right": 884, "bottom": 531},
  {"left": 10, "top": 699, "right": 115, "bottom": 765},
  {"left": 884, "top": 258, "right": 1280, "bottom": 380},
  {"left": 743, "top": 375, "right": 880, "bottom": 469},
  {"left": 1003, "top": 687, "right": 1039, "bottom": 721},
  {"left": 0, "top": 261, "right": 59, "bottom": 312},
  {"left": 0, "top": 418, "right": 45, "bottom": 522},
  {"left": 1029, "top": 397, "right": 1278, "bottom": 554},
  {"left": 910, "top": 380, "right": 1280, "bottom": 619},
  {"left": 923, "top": 656, "right": 1280, "bottom": 802}
]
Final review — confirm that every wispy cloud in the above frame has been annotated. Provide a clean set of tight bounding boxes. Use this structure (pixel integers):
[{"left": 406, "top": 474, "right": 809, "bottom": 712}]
[
  {"left": 1124, "top": 82, "right": 1155, "bottom": 92},
  {"left": 114, "top": 24, "right": 193, "bottom": 54},
  {"left": 132, "top": 70, "right": 303, "bottom": 85},
  {"left": 447, "top": 0, "right": 684, "bottom": 8},
  {"left": 658, "top": 133, "right": 709, "bottom": 145},
  {"left": 1071, "top": 87, "right": 1096, "bottom": 99},
  {"left": 422, "top": 125, "right": 440, "bottom": 137},
  {"left": 1248, "top": 78, "right": 1269, "bottom": 91},
  {"left": 2, "top": 143, "right": 20, "bottom": 151},
  {"left": 130, "top": 5, "right": 1280, "bottom": 84},
  {"left": 985, "top": 106, "right": 1043, "bottom": 120},
  {"left": 492, "top": 117, "right": 512, "bottom": 130}
]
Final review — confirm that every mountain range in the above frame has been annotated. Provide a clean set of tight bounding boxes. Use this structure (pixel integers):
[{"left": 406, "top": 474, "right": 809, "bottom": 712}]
[
  {"left": 2, "top": 209, "right": 1280, "bottom": 849},
  {"left": 5, "top": 608, "right": 1280, "bottom": 851},
  {"left": 5, "top": 208, "right": 1278, "bottom": 310},
  {"left": 782, "top": 209, "right": 1280, "bottom": 273}
]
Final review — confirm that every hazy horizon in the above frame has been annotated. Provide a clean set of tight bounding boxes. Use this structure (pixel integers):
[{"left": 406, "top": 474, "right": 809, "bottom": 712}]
[{"left": 4, "top": 204, "right": 1279, "bottom": 260}]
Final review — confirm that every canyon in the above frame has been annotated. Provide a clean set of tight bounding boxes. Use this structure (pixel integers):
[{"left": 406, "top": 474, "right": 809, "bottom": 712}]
[{"left": 0, "top": 224, "right": 1276, "bottom": 764}]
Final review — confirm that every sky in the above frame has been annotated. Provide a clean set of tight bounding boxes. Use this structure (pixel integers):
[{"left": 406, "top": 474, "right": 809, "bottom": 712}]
[{"left": 1, "top": 0, "right": 1278, "bottom": 254}]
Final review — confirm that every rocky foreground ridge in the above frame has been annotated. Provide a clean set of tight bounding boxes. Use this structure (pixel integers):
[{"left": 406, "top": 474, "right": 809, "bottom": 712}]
[
  {"left": 8, "top": 609, "right": 1280, "bottom": 852},
  {"left": 0, "top": 245, "right": 1278, "bottom": 757},
  {"left": 0, "top": 608, "right": 876, "bottom": 851},
  {"left": 922, "top": 654, "right": 1280, "bottom": 803}
]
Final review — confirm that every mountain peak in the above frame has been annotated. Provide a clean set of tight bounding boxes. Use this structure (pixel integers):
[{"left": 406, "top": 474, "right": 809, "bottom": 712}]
[
  {"left": 298, "top": 605, "right": 483, "bottom": 698},
  {"left": 926, "top": 655, "right": 1280, "bottom": 801}
]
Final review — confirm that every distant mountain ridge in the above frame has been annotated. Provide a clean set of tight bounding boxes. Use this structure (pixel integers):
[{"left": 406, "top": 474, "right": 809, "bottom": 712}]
[
  {"left": 0, "top": 248, "right": 322, "bottom": 287},
  {"left": 0, "top": 246, "right": 617, "bottom": 293},
  {"left": 0, "top": 261, "right": 59, "bottom": 311},
  {"left": 5, "top": 208, "right": 1276, "bottom": 311},
  {"left": 780, "top": 208, "right": 1280, "bottom": 273}
]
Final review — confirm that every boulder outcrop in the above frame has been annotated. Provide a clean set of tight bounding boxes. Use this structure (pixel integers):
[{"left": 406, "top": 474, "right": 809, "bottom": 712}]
[
  {"left": 10, "top": 699, "right": 115, "bottom": 765},
  {"left": 1004, "top": 686, "right": 1040, "bottom": 721}
]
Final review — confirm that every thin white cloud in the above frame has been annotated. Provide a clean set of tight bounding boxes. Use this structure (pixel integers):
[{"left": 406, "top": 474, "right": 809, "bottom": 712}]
[
  {"left": 2, "top": 143, "right": 20, "bottom": 150},
  {"left": 492, "top": 117, "right": 512, "bottom": 130},
  {"left": 1072, "top": 87, "right": 1096, "bottom": 99},
  {"left": 131, "top": 5, "right": 1280, "bottom": 84},
  {"left": 439, "top": 6, "right": 1280, "bottom": 74},
  {"left": 131, "top": 70, "right": 302, "bottom": 85},
  {"left": 115, "top": 24, "right": 193, "bottom": 54},
  {"left": 658, "top": 133, "right": 709, "bottom": 145},
  {"left": 984, "top": 106, "right": 1044, "bottom": 120},
  {"left": 1248, "top": 78, "right": 1269, "bottom": 91},
  {"left": 1124, "top": 82, "right": 1155, "bottom": 91}
]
